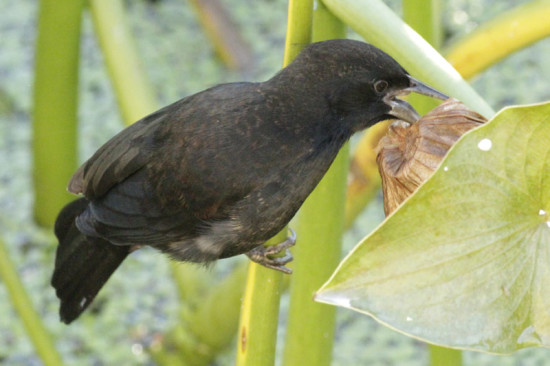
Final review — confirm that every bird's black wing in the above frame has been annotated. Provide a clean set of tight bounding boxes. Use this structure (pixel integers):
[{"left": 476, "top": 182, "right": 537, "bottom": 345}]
[
  {"left": 68, "top": 106, "right": 169, "bottom": 199},
  {"left": 70, "top": 83, "right": 267, "bottom": 249}
]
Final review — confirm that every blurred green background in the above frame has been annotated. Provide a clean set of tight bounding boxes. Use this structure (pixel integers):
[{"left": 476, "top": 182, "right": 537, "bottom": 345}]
[{"left": 1, "top": 0, "right": 549, "bottom": 364}]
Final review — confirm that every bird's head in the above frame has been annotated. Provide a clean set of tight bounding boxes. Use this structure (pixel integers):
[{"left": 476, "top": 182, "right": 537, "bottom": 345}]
[{"left": 280, "top": 39, "right": 448, "bottom": 132}]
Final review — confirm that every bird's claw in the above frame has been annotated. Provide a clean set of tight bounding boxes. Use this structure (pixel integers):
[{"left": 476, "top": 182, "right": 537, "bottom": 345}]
[{"left": 246, "top": 228, "right": 296, "bottom": 274}]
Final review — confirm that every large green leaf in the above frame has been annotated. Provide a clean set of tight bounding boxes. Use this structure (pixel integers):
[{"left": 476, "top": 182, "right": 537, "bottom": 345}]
[{"left": 316, "top": 102, "right": 550, "bottom": 354}]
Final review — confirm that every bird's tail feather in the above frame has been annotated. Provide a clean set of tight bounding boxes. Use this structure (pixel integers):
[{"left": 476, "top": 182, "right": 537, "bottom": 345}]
[{"left": 52, "top": 198, "right": 130, "bottom": 324}]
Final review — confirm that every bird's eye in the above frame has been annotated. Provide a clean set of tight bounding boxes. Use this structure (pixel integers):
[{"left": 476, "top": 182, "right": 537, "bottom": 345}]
[{"left": 374, "top": 80, "right": 389, "bottom": 94}]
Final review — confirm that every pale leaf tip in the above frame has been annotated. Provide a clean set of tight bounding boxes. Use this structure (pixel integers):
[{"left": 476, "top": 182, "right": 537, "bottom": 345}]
[{"left": 314, "top": 291, "right": 351, "bottom": 308}]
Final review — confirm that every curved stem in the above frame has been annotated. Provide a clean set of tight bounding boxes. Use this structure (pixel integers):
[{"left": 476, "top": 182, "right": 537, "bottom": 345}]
[
  {"left": 89, "top": 0, "right": 157, "bottom": 123},
  {"left": 446, "top": 0, "right": 550, "bottom": 80},
  {"left": 0, "top": 238, "right": 64, "bottom": 365}
]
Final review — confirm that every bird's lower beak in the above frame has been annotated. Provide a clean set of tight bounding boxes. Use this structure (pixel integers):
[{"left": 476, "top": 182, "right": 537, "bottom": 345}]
[{"left": 384, "top": 76, "right": 448, "bottom": 124}]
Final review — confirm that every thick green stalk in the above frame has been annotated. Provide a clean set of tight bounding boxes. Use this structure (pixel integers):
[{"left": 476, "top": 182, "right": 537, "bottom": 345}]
[
  {"left": 89, "top": 0, "right": 157, "bottom": 123},
  {"left": 236, "top": 1, "right": 313, "bottom": 364},
  {"left": 429, "top": 345, "right": 463, "bottom": 366},
  {"left": 402, "top": 0, "right": 441, "bottom": 115},
  {"left": 403, "top": 1, "right": 462, "bottom": 364},
  {"left": 30, "top": 0, "right": 84, "bottom": 360},
  {"left": 282, "top": 3, "right": 346, "bottom": 366},
  {"left": 282, "top": 0, "right": 315, "bottom": 65},
  {"left": 0, "top": 238, "right": 63, "bottom": 365},
  {"left": 403, "top": 0, "right": 441, "bottom": 49},
  {"left": 322, "top": 0, "right": 494, "bottom": 117},
  {"left": 235, "top": 232, "right": 288, "bottom": 366},
  {"left": 32, "top": 0, "right": 85, "bottom": 226},
  {"left": 446, "top": 0, "right": 550, "bottom": 79}
]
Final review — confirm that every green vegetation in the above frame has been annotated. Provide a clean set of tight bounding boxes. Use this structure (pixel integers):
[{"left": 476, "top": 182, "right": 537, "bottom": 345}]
[{"left": 1, "top": 0, "right": 549, "bottom": 364}]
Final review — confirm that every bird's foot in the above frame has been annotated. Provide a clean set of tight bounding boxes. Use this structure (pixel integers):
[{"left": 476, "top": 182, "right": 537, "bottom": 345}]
[{"left": 246, "top": 228, "right": 296, "bottom": 274}]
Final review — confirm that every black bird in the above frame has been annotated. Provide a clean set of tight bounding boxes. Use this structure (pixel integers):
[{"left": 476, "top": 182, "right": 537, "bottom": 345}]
[{"left": 52, "top": 39, "right": 448, "bottom": 323}]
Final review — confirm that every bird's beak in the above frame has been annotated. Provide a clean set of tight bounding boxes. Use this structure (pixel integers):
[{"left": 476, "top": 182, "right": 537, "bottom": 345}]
[
  {"left": 383, "top": 76, "right": 448, "bottom": 124},
  {"left": 406, "top": 76, "right": 449, "bottom": 100}
]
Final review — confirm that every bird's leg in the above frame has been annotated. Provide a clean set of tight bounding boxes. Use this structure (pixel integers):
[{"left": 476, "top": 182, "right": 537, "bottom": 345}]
[{"left": 246, "top": 228, "right": 296, "bottom": 274}]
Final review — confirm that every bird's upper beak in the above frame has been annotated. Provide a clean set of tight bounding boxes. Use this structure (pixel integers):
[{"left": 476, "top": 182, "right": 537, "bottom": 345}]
[{"left": 383, "top": 76, "right": 448, "bottom": 124}]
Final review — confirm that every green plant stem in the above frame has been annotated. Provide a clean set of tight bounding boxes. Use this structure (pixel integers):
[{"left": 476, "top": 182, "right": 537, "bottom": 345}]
[
  {"left": 282, "top": 4, "right": 346, "bottom": 366},
  {"left": 32, "top": 0, "right": 85, "bottom": 226},
  {"left": 236, "top": 1, "right": 313, "bottom": 364},
  {"left": 430, "top": 345, "right": 463, "bottom": 366},
  {"left": 0, "top": 238, "right": 64, "bottom": 365},
  {"left": 282, "top": 0, "right": 315, "bottom": 65},
  {"left": 322, "top": 0, "right": 494, "bottom": 117},
  {"left": 402, "top": 0, "right": 441, "bottom": 115},
  {"left": 30, "top": 0, "right": 84, "bottom": 360},
  {"left": 446, "top": 0, "right": 550, "bottom": 79},
  {"left": 89, "top": 0, "right": 157, "bottom": 123},
  {"left": 235, "top": 230, "right": 288, "bottom": 366},
  {"left": 403, "top": 0, "right": 441, "bottom": 49}
]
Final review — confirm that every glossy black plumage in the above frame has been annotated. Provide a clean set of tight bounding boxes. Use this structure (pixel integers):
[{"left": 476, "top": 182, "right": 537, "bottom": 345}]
[{"left": 52, "top": 39, "right": 447, "bottom": 323}]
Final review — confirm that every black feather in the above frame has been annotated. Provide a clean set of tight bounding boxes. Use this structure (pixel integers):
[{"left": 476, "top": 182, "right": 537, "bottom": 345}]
[{"left": 52, "top": 198, "right": 130, "bottom": 324}]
